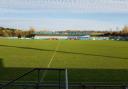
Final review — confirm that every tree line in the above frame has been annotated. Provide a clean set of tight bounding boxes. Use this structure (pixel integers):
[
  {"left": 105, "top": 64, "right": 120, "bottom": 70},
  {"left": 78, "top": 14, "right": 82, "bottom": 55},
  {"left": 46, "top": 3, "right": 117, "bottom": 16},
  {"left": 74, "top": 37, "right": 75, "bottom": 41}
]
[
  {"left": 0, "top": 26, "right": 128, "bottom": 38},
  {"left": 103, "top": 26, "right": 128, "bottom": 37},
  {"left": 0, "top": 27, "right": 35, "bottom": 38}
]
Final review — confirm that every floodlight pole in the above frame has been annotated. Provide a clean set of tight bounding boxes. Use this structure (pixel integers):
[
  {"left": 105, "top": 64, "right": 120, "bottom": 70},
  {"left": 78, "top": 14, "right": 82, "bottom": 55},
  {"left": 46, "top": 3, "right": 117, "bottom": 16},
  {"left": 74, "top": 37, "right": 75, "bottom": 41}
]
[{"left": 65, "top": 69, "right": 68, "bottom": 89}]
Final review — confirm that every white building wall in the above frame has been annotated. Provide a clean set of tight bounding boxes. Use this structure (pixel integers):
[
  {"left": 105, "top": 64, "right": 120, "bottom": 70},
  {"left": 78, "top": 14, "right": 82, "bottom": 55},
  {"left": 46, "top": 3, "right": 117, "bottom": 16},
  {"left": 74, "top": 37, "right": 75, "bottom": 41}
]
[{"left": 34, "top": 36, "right": 68, "bottom": 39}]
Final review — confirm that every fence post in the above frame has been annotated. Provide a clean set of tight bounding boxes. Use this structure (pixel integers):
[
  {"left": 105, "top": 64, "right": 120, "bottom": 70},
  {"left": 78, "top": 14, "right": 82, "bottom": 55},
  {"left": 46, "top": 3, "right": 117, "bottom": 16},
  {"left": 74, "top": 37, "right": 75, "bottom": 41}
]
[
  {"left": 124, "top": 86, "right": 128, "bottom": 89},
  {"left": 36, "top": 69, "right": 41, "bottom": 89},
  {"left": 59, "top": 70, "right": 61, "bottom": 89},
  {"left": 65, "top": 69, "right": 68, "bottom": 89}
]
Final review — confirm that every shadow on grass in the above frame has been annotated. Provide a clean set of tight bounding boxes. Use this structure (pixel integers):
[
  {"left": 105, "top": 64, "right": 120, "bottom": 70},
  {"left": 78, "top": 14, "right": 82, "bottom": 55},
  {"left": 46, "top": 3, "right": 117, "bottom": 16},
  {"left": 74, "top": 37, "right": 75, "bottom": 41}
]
[
  {"left": 0, "top": 58, "right": 3, "bottom": 68},
  {"left": 0, "top": 58, "right": 33, "bottom": 81},
  {"left": 68, "top": 69, "right": 128, "bottom": 83},
  {"left": 0, "top": 44, "right": 128, "bottom": 60},
  {"left": 1, "top": 58, "right": 128, "bottom": 83}
]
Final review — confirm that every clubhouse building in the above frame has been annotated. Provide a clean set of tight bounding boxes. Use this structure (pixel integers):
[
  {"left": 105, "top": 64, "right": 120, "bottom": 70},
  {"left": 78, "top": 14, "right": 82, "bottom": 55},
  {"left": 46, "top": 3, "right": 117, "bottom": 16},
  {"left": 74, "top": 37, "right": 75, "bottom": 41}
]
[{"left": 33, "top": 30, "right": 90, "bottom": 40}]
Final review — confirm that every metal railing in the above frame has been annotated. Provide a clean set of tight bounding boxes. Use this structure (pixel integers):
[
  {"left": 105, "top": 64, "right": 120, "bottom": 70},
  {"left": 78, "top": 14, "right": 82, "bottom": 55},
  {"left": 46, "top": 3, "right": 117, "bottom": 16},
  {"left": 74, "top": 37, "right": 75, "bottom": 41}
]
[
  {"left": 0, "top": 68, "right": 68, "bottom": 89},
  {"left": 0, "top": 68, "right": 128, "bottom": 89}
]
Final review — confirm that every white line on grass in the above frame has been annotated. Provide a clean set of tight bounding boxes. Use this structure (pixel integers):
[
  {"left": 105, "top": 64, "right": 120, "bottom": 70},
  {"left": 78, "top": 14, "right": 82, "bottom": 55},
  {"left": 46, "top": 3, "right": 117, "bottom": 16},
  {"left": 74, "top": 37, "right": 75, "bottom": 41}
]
[
  {"left": 40, "top": 40, "right": 61, "bottom": 82},
  {"left": 40, "top": 40, "right": 61, "bottom": 81},
  {"left": 47, "top": 40, "right": 61, "bottom": 68}
]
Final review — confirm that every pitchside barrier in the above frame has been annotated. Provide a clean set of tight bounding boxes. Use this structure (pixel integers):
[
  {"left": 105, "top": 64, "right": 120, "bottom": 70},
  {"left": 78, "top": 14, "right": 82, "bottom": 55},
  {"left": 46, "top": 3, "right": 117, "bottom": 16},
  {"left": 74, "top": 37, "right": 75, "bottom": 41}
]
[
  {"left": 0, "top": 68, "right": 128, "bottom": 89},
  {"left": 0, "top": 68, "right": 68, "bottom": 89}
]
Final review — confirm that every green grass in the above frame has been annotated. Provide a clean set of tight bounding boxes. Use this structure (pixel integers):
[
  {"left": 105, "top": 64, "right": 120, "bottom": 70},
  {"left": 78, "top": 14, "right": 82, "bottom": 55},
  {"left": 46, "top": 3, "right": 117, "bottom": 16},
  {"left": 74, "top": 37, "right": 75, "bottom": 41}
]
[{"left": 0, "top": 39, "right": 128, "bottom": 82}]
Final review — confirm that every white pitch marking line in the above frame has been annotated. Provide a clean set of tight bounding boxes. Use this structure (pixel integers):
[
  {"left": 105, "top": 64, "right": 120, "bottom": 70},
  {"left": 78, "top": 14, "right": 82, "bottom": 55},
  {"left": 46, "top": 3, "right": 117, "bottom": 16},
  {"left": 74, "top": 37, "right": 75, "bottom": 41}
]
[
  {"left": 47, "top": 40, "right": 61, "bottom": 68},
  {"left": 40, "top": 40, "right": 61, "bottom": 81}
]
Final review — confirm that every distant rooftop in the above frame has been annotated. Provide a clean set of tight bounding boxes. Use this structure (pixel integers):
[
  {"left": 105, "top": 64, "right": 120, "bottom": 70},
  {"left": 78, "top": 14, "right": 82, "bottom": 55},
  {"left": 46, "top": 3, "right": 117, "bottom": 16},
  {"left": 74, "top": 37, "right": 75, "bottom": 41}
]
[{"left": 33, "top": 30, "right": 89, "bottom": 36}]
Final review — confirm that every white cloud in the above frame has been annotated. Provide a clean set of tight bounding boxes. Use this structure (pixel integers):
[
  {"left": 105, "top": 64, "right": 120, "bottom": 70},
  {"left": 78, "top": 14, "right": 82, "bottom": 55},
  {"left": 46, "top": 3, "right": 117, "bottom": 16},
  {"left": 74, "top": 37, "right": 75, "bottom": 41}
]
[
  {"left": 0, "top": 0, "right": 128, "bottom": 13},
  {"left": 0, "top": 18, "right": 123, "bottom": 31},
  {"left": 0, "top": 0, "right": 126, "bottom": 31},
  {"left": 42, "top": 18, "right": 123, "bottom": 31}
]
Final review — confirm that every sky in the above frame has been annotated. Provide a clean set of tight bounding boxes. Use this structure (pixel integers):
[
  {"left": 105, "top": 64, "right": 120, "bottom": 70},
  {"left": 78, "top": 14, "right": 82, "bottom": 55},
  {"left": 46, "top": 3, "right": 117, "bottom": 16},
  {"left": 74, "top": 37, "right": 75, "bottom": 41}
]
[{"left": 0, "top": 0, "right": 128, "bottom": 31}]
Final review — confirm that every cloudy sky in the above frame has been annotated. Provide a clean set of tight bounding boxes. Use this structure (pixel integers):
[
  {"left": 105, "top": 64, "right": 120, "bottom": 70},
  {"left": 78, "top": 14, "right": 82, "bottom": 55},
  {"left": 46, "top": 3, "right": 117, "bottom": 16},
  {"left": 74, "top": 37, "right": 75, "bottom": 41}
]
[{"left": 0, "top": 0, "right": 128, "bottom": 31}]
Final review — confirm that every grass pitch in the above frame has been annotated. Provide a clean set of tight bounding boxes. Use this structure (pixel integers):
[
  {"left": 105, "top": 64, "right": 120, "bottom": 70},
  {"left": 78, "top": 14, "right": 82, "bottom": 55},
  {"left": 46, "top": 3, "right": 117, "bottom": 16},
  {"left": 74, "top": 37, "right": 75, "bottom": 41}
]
[{"left": 0, "top": 39, "right": 128, "bottom": 82}]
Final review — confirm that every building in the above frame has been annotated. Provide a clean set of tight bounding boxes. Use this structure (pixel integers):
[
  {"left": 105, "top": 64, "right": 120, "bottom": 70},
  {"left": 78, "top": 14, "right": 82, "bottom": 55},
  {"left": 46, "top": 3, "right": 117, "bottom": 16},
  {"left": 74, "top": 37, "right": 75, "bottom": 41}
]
[{"left": 33, "top": 30, "right": 90, "bottom": 40}]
